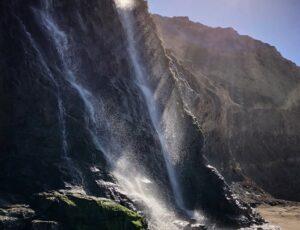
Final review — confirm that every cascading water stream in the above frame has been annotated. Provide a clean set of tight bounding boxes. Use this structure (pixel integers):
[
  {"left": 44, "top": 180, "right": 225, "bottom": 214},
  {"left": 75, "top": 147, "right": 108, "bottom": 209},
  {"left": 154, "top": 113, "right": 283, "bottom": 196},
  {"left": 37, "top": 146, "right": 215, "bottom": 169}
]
[
  {"left": 30, "top": 1, "right": 109, "bottom": 189},
  {"left": 114, "top": 0, "right": 190, "bottom": 217},
  {"left": 16, "top": 15, "right": 68, "bottom": 158},
  {"left": 36, "top": 1, "right": 119, "bottom": 168},
  {"left": 15, "top": 10, "right": 87, "bottom": 191}
]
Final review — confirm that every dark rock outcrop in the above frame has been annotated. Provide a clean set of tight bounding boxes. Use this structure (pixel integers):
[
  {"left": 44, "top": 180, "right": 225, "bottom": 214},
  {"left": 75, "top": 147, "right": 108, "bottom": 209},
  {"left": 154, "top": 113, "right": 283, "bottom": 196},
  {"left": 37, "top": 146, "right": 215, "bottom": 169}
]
[{"left": 153, "top": 14, "right": 300, "bottom": 202}]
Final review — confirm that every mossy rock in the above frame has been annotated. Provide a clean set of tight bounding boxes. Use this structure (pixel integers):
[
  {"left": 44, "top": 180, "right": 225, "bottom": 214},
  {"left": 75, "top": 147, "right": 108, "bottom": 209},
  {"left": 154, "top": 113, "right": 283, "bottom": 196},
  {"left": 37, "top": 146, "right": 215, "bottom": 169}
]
[{"left": 32, "top": 192, "right": 146, "bottom": 230}]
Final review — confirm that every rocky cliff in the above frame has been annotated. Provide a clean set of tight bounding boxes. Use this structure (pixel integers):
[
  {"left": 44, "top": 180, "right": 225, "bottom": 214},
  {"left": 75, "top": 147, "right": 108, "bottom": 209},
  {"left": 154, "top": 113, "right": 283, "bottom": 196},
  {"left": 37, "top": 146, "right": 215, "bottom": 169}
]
[
  {"left": 153, "top": 15, "right": 300, "bottom": 202},
  {"left": 0, "top": 0, "right": 270, "bottom": 229}
]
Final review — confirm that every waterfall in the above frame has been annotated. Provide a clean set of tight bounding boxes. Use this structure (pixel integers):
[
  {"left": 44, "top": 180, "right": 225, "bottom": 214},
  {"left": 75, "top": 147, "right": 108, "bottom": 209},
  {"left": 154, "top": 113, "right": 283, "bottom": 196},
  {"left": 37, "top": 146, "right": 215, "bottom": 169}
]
[
  {"left": 114, "top": 0, "right": 189, "bottom": 216},
  {"left": 30, "top": 0, "right": 199, "bottom": 228},
  {"left": 35, "top": 5, "right": 182, "bottom": 228}
]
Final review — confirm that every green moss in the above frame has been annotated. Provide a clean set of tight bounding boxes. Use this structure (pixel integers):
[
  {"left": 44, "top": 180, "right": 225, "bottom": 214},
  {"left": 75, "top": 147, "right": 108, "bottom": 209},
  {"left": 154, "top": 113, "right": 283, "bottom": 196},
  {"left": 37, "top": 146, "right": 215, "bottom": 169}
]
[
  {"left": 33, "top": 192, "right": 146, "bottom": 230},
  {"left": 44, "top": 192, "right": 76, "bottom": 207},
  {"left": 132, "top": 220, "right": 144, "bottom": 229},
  {"left": 58, "top": 195, "right": 77, "bottom": 207}
]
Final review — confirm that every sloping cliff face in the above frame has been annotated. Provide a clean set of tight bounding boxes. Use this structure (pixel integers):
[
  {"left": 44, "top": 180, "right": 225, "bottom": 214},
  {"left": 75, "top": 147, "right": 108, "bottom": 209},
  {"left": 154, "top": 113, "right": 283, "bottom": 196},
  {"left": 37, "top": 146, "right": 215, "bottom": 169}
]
[
  {"left": 0, "top": 0, "right": 264, "bottom": 229},
  {"left": 153, "top": 15, "right": 300, "bottom": 202}
]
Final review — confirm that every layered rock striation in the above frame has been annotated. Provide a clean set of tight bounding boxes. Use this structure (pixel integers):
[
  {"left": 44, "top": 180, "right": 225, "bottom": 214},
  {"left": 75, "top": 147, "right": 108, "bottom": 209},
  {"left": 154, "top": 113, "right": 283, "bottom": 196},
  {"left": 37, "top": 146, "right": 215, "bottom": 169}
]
[{"left": 154, "top": 15, "right": 300, "bottom": 202}]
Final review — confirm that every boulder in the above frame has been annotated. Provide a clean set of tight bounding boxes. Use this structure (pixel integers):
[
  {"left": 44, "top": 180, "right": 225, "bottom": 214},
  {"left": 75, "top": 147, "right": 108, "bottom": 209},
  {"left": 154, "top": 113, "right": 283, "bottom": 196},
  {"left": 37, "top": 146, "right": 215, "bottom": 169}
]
[{"left": 32, "top": 192, "right": 146, "bottom": 230}]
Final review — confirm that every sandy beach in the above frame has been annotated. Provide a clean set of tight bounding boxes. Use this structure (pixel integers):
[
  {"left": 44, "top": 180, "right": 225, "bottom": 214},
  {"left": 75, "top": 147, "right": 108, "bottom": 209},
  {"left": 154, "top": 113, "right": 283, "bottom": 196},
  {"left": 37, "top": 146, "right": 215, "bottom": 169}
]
[{"left": 258, "top": 204, "right": 300, "bottom": 230}]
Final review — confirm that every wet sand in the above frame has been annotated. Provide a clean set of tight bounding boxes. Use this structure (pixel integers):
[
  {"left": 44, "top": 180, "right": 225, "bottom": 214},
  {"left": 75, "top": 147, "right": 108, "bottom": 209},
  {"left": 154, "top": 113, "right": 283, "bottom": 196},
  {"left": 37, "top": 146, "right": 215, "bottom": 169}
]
[{"left": 258, "top": 204, "right": 300, "bottom": 230}]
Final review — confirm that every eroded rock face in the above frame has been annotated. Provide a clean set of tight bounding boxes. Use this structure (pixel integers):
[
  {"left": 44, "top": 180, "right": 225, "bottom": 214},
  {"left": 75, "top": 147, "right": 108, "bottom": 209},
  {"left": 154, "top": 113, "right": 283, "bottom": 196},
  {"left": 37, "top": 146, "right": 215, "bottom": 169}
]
[{"left": 153, "top": 15, "right": 300, "bottom": 202}]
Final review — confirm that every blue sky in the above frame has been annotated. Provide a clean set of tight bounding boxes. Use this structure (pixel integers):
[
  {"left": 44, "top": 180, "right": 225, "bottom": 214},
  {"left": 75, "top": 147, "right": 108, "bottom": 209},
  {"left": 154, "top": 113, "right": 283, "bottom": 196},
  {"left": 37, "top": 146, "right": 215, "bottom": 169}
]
[{"left": 148, "top": 0, "right": 300, "bottom": 66}]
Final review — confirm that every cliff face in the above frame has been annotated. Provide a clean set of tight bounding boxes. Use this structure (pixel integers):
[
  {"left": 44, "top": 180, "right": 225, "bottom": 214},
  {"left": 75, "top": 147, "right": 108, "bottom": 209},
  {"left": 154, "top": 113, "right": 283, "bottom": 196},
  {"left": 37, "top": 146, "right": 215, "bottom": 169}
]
[
  {"left": 153, "top": 15, "right": 300, "bottom": 202},
  {"left": 0, "top": 0, "right": 126, "bottom": 198},
  {"left": 0, "top": 0, "right": 264, "bottom": 229}
]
